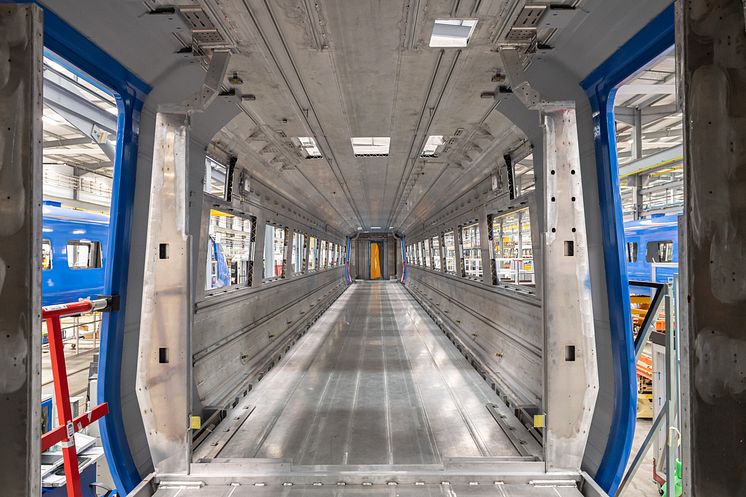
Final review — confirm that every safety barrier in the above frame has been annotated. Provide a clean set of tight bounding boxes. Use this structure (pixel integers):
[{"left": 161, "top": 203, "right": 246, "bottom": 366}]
[{"left": 41, "top": 298, "right": 110, "bottom": 497}]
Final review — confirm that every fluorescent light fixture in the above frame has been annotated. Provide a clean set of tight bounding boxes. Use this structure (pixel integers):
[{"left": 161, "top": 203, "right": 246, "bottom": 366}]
[
  {"left": 371, "top": 226, "right": 382, "bottom": 229},
  {"left": 295, "top": 136, "right": 322, "bottom": 158},
  {"left": 421, "top": 135, "right": 444, "bottom": 157},
  {"left": 351, "top": 137, "right": 390, "bottom": 156},
  {"left": 429, "top": 19, "right": 478, "bottom": 48},
  {"left": 357, "top": 227, "right": 363, "bottom": 230}
]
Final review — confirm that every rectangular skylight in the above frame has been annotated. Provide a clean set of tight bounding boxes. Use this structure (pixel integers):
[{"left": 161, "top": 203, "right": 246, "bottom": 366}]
[
  {"left": 421, "top": 135, "right": 444, "bottom": 157},
  {"left": 351, "top": 137, "right": 390, "bottom": 156},
  {"left": 429, "top": 19, "right": 478, "bottom": 48},
  {"left": 296, "top": 136, "right": 322, "bottom": 158}
]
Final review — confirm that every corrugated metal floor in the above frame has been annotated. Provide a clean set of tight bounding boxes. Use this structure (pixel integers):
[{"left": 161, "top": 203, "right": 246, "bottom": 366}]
[
  {"left": 161, "top": 282, "right": 588, "bottom": 496},
  {"left": 208, "top": 282, "right": 529, "bottom": 463}
]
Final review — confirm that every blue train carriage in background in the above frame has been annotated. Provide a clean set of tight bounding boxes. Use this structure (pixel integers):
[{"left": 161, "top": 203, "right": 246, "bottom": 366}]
[
  {"left": 42, "top": 202, "right": 109, "bottom": 307},
  {"left": 624, "top": 214, "right": 680, "bottom": 291}
]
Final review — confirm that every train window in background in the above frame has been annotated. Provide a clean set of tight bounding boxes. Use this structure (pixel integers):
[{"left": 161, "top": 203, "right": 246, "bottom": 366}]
[
  {"left": 431, "top": 236, "right": 441, "bottom": 270},
  {"left": 423, "top": 239, "right": 432, "bottom": 268},
  {"left": 418, "top": 241, "right": 425, "bottom": 266},
  {"left": 204, "top": 156, "right": 228, "bottom": 199},
  {"left": 205, "top": 209, "right": 255, "bottom": 291},
  {"left": 331, "top": 243, "right": 337, "bottom": 266},
  {"left": 444, "top": 231, "right": 456, "bottom": 273},
  {"left": 67, "top": 240, "right": 102, "bottom": 269},
  {"left": 646, "top": 241, "right": 674, "bottom": 263},
  {"left": 263, "top": 224, "right": 286, "bottom": 280},
  {"left": 291, "top": 232, "right": 304, "bottom": 274},
  {"left": 626, "top": 242, "right": 638, "bottom": 263},
  {"left": 461, "top": 222, "right": 482, "bottom": 279},
  {"left": 320, "top": 240, "right": 328, "bottom": 269},
  {"left": 42, "top": 240, "right": 53, "bottom": 270},
  {"left": 492, "top": 208, "right": 534, "bottom": 286},
  {"left": 308, "top": 236, "right": 317, "bottom": 271}
]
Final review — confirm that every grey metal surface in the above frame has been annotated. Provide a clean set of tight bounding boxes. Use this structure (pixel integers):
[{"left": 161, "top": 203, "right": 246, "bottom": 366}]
[
  {"left": 200, "top": 282, "right": 533, "bottom": 464},
  {"left": 137, "top": 111, "right": 193, "bottom": 474},
  {"left": 679, "top": 0, "right": 746, "bottom": 495},
  {"left": 0, "top": 4, "right": 43, "bottom": 495},
  {"left": 150, "top": 483, "right": 584, "bottom": 497},
  {"left": 540, "top": 106, "right": 598, "bottom": 472}
]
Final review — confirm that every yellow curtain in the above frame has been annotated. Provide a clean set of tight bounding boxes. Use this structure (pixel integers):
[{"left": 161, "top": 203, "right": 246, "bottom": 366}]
[{"left": 370, "top": 243, "right": 382, "bottom": 279}]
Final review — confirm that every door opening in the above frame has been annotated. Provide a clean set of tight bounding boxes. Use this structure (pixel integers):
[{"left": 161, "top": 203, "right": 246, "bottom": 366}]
[{"left": 370, "top": 241, "right": 384, "bottom": 280}]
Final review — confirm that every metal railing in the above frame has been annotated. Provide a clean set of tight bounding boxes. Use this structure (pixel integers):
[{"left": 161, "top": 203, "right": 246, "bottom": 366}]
[{"left": 617, "top": 278, "right": 681, "bottom": 496}]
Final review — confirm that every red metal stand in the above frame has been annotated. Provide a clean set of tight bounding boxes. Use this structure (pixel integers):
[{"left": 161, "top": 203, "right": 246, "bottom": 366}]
[{"left": 41, "top": 299, "right": 110, "bottom": 497}]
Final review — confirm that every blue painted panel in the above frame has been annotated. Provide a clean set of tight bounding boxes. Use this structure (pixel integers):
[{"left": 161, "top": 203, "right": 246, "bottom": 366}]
[{"left": 580, "top": 4, "right": 674, "bottom": 493}]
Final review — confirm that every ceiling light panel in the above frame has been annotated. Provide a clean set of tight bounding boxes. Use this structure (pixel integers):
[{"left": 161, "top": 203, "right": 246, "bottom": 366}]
[
  {"left": 296, "top": 136, "right": 322, "bottom": 158},
  {"left": 351, "top": 137, "right": 390, "bottom": 156},
  {"left": 429, "top": 19, "right": 478, "bottom": 48},
  {"left": 421, "top": 135, "right": 444, "bottom": 157}
]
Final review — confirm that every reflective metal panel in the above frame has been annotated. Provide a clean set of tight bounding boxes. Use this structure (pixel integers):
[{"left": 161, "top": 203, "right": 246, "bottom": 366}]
[
  {"left": 541, "top": 107, "right": 598, "bottom": 471},
  {"left": 137, "top": 112, "right": 192, "bottom": 474},
  {"left": 0, "top": 5, "right": 43, "bottom": 495}
]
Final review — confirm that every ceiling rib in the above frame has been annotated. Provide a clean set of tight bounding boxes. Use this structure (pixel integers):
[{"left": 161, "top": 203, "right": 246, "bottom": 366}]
[
  {"left": 236, "top": 0, "right": 365, "bottom": 231},
  {"left": 386, "top": 49, "right": 462, "bottom": 230}
]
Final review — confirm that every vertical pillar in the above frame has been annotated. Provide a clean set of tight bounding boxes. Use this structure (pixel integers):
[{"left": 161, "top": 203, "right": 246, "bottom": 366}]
[
  {"left": 541, "top": 105, "right": 599, "bottom": 472},
  {"left": 454, "top": 225, "right": 465, "bottom": 277},
  {"left": 136, "top": 112, "right": 192, "bottom": 474},
  {"left": 439, "top": 232, "right": 447, "bottom": 272},
  {"left": 0, "top": 5, "right": 42, "bottom": 495},
  {"left": 302, "top": 233, "right": 309, "bottom": 274},
  {"left": 480, "top": 211, "right": 492, "bottom": 285},
  {"left": 680, "top": 1, "right": 746, "bottom": 494},
  {"left": 252, "top": 213, "right": 265, "bottom": 286}
]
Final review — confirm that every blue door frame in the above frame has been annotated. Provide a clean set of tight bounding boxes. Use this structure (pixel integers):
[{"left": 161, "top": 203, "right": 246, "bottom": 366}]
[
  {"left": 3, "top": 2, "right": 152, "bottom": 492},
  {"left": 581, "top": 4, "right": 674, "bottom": 493}
]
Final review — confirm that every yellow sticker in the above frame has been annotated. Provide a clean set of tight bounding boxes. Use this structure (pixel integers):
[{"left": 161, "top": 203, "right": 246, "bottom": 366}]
[
  {"left": 533, "top": 414, "right": 545, "bottom": 428},
  {"left": 191, "top": 416, "right": 202, "bottom": 430}
]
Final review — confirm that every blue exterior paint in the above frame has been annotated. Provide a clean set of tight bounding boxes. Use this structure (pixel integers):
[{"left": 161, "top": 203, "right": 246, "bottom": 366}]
[
  {"left": 9, "top": 3, "right": 153, "bottom": 493},
  {"left": 42, "top": 204, "right": 110, "bottom": 306},
  {"left": 580, "top": 4, "right": 674, "bottom": 493},
  {"left": 625, "top": 215, "right": 680, "bottom": 285}
]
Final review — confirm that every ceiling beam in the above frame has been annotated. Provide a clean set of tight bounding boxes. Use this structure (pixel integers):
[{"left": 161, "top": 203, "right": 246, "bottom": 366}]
[{"left": 619, "top": 145, "right": 683, "bottom": 178}]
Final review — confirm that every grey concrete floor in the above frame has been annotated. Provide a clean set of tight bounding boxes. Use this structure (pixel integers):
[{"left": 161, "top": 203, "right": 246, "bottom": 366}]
[{"left": 624, "top": 419, "right": 663, "bottom": 496}]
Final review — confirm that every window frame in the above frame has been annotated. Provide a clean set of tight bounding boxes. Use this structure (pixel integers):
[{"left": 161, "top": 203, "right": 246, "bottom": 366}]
[
  {"left": 66, "top": 239, "right": 102, "bottom": 270},
  {"left": 491, "top": 207, "right": 535, "bottom": 289},
  {"left": 203, "top": 206, "right": 257, "bottom": 295}
]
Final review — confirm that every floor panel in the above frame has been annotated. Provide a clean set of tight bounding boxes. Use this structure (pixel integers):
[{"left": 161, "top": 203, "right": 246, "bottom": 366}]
[{"left": 207, "top": 282, "right": 527, "bottom": 463}]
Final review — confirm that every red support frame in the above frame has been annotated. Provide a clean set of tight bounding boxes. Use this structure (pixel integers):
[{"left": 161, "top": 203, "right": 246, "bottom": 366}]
[{"left": 41, "top": 300, "right": 109, "bottom": 497}]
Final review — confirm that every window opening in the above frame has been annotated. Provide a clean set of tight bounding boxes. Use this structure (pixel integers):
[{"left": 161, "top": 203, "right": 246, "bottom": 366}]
[
  {"left": 263, "top": 224, "right": 286, "bottom": 280},
  {"left": 308, "top": 236, "right": 317, "bottom": 271},
  {"left": 444, "top": 231, "right": 456, "bottom": 274},
  {"left": 492, "top": 208, "right": 534, "bottom": 286},
  {"left": 291, "top": 232, "right": 304, "bottom": 273},
  {"left": 205, "top": 209, "right": 254, "bottom": 290},
  {"left": 626, "top": 241, "right": 638, "bottom": 263},
  {"left": 461, "top": 222, "right": 482, "bottom": 279},
  {"left": 431, "top": 236, "right": 441, "bottom": 270},
  {"left": 67, "top": 240, "right": 102, "bottom": 269},
  {"left": 204, "top": 156, "right": 228, "bottom": 198},
  {"left": 646, "top": 241, "right": 674, "bottom": 263},
  {"left": 423, "top": 239, "right": 432, "bottom": 268},
  {"left": 42, "top": 240, "right": 53, "bottom": 270}
]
